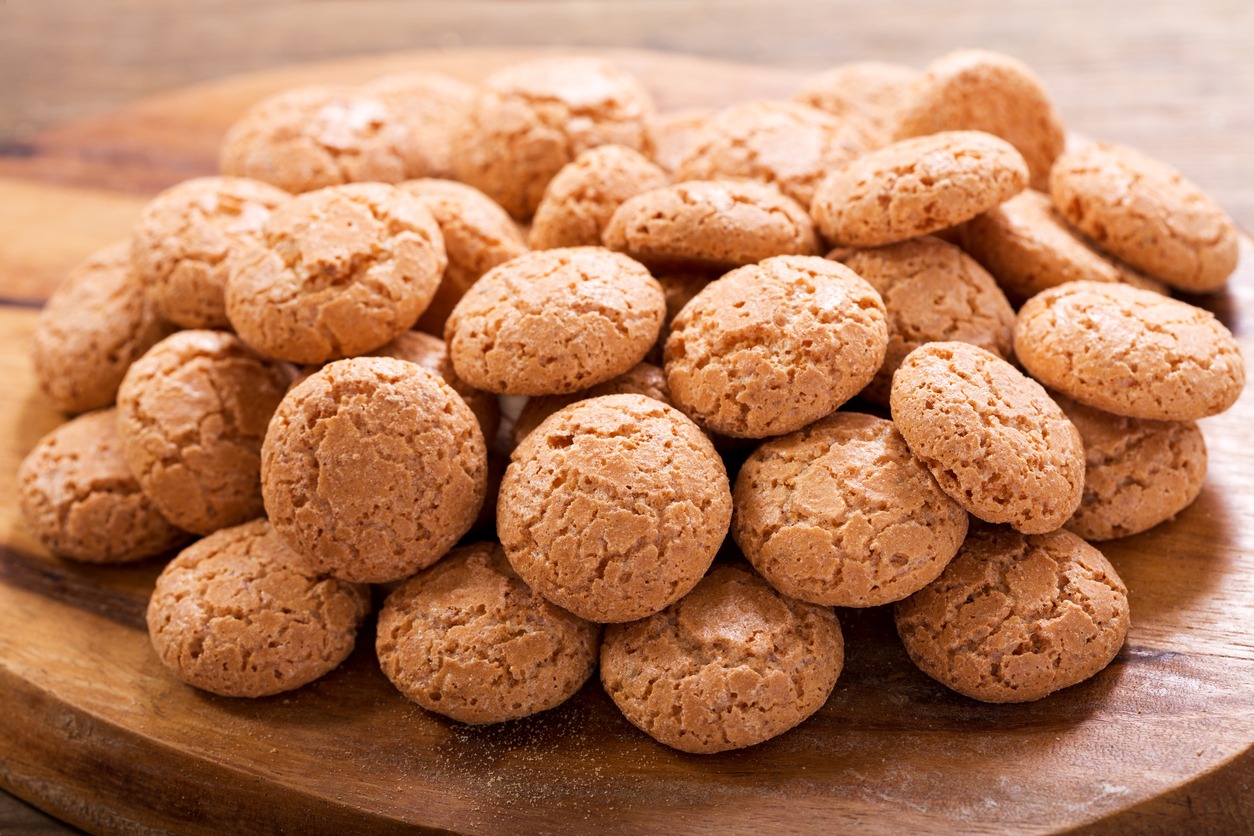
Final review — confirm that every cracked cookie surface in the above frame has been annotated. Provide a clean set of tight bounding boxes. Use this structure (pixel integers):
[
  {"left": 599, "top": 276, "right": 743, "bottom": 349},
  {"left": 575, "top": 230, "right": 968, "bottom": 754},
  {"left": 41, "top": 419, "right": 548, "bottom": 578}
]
[
  {"left": 795, "top": 61, "right": 919, "bottom": 149},
  {"left": 512, "top": 361, "right": 670, "bottom": 447},
  {"left": 363, "top": 71, "right": 475, "bottom": 181}
]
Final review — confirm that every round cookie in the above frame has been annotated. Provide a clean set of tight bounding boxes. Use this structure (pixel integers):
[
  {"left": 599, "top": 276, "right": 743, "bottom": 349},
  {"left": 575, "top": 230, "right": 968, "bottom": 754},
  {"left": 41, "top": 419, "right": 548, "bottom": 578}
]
[
  {"left": 889, "top": 341, "right": 1085, "bottom": 534},
  {"left": 498, "top": 394, "right": 732, "bottom": 623},
  {"left": 895, "top": 525, "right": 1130, "bottom": 703},
  {"left": 131, "top": 176, "right": 292, "bottom": 329},
  {"left": 511, "top": 361, "right": 671, "bottom": 447},
  {"left": 811, "top": 130, "right": 1029, "bottom": 248},
  {"left": 733, "top": 412, "right": 968, "bottom": 607},
  {"left": 600, "top": 564, "right": 844, "bottom": 754},
  {"left": 444, "top": 247, "right": 664, "bottom": 396},
  {"left": 1014, "top": 281, "right": 1245, "bottom": 421},
  {"left": 18, "top": 409, "right": 189, "bottom": 563},
  {"left": 674, "top": 100, "right": 867, "bottom": 206},
  {"left": 837, "top": 236, "right": 1015, "bottom": 405},
  {"left": 664, "top": 255, "right": 888, "bottom": 438},
  {"left": 376, "top": 542, "right": 601, "bottom": 725},
  {"left": 892, "top": 49, "right": 1066, "bottom": 191},
  {"left": 226, "top": 182, "right": 447, "bottom": 364},
  {"left": 794, "top": 61, "right": 919, "bottom": 148},
  {"left": 117, "top": 330, "right": 292, "bottom": 535},
  {"left": 451, "top": 57, "right": 655, "bottom": 219},
  {"left": 147, "top": 519, "right": 370, "bottom": 698},
  {"left": 603, "top": 180, "right": 819, "bottom": 270},
  {"left": 398, "top": 178, "right": 528, "bottom": 337},
  {"left": 262, "top": 357, "right": 487, "bottom": 584},
  {"left": 529, "top": 145, "right": 671, "bottom": 250},
  {"left": 1049, "top": 142, "right": 1239, "bottom": 292},
  {"left": 32, "top": 241, "right": 177, "bottom": 415},
  {"left": 1052, "top": 392, "right": 1207, "bottom": 541},
  {"left": 363, "top": 71, "right": 475, "bottom": 181},
  {"left": 650, "top": 107, "right": 712, "bottom": 174}
]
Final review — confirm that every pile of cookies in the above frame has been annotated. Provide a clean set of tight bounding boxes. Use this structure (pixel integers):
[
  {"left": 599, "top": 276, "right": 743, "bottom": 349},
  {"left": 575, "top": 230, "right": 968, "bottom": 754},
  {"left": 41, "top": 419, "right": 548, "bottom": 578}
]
[{"left": 18, "top": 49, "right": 1245, "bottom": 755}]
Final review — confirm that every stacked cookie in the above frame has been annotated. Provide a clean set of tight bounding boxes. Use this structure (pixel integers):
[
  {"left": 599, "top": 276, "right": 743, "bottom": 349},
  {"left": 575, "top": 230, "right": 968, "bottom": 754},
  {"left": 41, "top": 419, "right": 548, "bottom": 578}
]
[{"left": 18, "top": 52, "right": 1246, "bottom": 754}]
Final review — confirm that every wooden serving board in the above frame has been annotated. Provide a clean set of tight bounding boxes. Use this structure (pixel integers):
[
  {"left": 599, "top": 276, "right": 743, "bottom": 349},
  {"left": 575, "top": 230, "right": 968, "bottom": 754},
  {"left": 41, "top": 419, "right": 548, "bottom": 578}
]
[{"left": 1, "top": 48, "right": 1252, "bottom": 835}]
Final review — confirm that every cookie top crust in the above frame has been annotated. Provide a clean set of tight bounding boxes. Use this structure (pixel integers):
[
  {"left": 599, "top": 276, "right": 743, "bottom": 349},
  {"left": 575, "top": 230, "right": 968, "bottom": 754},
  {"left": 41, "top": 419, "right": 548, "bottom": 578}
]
[
  {"left": 794, "top": 61, "right": 920, "bottom": 149},
  {"left": 511, "top": 361, "right": 671, "bottom": 448},
  {"left": 362, "top": 71, "right": 475, "bottom": 181}
]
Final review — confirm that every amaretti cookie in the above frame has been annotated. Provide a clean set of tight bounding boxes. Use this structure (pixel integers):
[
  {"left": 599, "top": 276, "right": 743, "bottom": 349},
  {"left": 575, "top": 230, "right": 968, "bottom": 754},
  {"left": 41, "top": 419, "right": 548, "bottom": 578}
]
[
  {"left": 376, "top": 542, "right": 600, "bottom": 725},
  {"left": 890, "top": 341, "right": 1085, "bottom": 534},
  {"left": 895, "top": 525, "right": 1130, "bottom": 703},
  {"left": 147, "top": 519, "right": 370, "bottom": 698},
  {"left": 811, "top": 131, "right": 1029, "bottom": 247},
  {"left": 19, "top": 409, "right": 189, "bottom": 563},
  {"left": 1014, "top": 281, "right": 1245, "bottom": 421},
  {"left": 664, "top": 255, "right": 887, "bottom": 438},
  {"left": 363, "top": 71, "right": 475, "bottom": 181},
  {"left": 650, "top": 107, "right": 712, "bottom": 174},
  {"left": 131, "top": 176, "right": 291, "bottom": 329},
  {"left": 795, "top": 61, "right": 919, "bottom": 148},
  {"left": 32, "top": 241, "right": 177, "bottom": 414},
  {"left": 733, "top": 412, "right": 968, "bottom": 607},
  {"left": 498, "top": 394, "right": 732, "bottom": 623},
  {"left": 1049, "top": 142, "right": 1239, "bottom": 292},
  {"left": 444, "top": 247, "right": 664, "bottom": 396},
  {"left": 451, "top": 57, "right": 655, "bottom": 219},
  {"left": 600, "top": 564, "right": 844, "bottom": 753},
  {"left": 603, "top": 180, "right": 819, "bottom": 269},
  {"left": 512, "top": 361, "right": 670, "bottom": 447},
  {"left": 117, "top": 330, "right": 292, "bottom": 535},
  {"left": 226, "top": 183, "right": 447, "bottom": 364}
]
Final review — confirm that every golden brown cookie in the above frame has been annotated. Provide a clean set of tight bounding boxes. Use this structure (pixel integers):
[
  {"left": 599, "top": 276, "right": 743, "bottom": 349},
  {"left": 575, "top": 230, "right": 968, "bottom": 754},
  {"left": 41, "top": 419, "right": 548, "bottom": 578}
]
[
  {"left": 131, "top": 176, "right": 291, "bottom": 329},
  {"left": 529, "top": 145, "right": 671, "bottom": 250},
  {"left": 32, "top": 241, "right": 177, "bottom": 415},
  {"left": 650, "top": 107, "right": 712, "bottom": 174},
  {"left": 362, "top": 71, "right": 475, "bottom": 181},
  {"left": 444, "top": 247, "right": 664, "bottom": 396},
  {"left": 19, "top": 409, "right": 190, "bottom": 563},
  {"left": 674, "top": 100, "right": 867, "bottom": 206},
  {"left": 890, "top": 341, "right": 1085, "bottom": 534},
  {"left": 1049, "top": 142, "right": 1239, "bottom": 292},
  {"left": 451, "top": 57, "right": 655, "bottom": 219},
  {"left": 811, "top": 131, "right": 1029, "bottom": 248},
  {"left": 117, "top": 330, "right": 292, "bottom": 535},
  {"left": 665, "top": 255, "right": 888, "bottom": 438},
  {"left": 511, "top": 361, "right": 670, "bottom": 447},
  {"left": 733, "top": 412, "right": 967, "bottom": 607},
  {"left": 226, "top": 183, "right": 446, "bottom": 364},
  {"left": 895, "top": 525, "right": 1130, "bottom": 703},
  {"left": 498, "top": 394, "right": 732, "bottom": 623},
  {"left": 398, "top": 178, "right": 528, "bottom": 337},
  {"left": 600, "top": 564, "right": 843, "bottom": 753},
  {"left": 794, "top": 61, "right": 919, "bottom": 148},
  {"left": 147, "top": 519, "right": 370, "bottom": 698},
  {"left": 1051, "top": 392, "right": 1207, "bottom": 541},
  {"left": 603, "top": 180, "right": 819, "bottom": 270},
  {"left": 262, "top": 357, "right": 487, "bottom": 584},
  {"left": 1014, "top": 281, "right": 1245, "bottom": 421},
  {"left": 376, "top": 542, "right": 600, "bottom": 725},
  {"left": 837, "top": 236, "right": 1015, "bottom": 404}
]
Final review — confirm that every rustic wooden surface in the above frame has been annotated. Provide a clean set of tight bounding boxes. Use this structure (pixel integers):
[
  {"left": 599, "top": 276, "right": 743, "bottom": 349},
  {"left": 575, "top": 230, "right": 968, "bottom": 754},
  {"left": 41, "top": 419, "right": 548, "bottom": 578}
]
[{"left": 1, "top": 43, "right": 1253, "bottom": 836}]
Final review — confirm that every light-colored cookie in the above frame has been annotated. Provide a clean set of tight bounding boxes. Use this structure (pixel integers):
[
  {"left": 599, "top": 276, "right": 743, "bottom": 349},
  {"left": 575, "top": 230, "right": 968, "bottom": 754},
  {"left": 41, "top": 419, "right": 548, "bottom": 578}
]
[
  {"left": 675, "top": 100, "right": 867, "bottom": 206},
  {"left": 262, "top": 357, "right": 487, "bottom": 584},
  {"left": 131, "top": 176, "right": 291, "bottom": 329},
  {"left": 837, "top": 236, "right": 1015, "bottom": 404},
  {"left": 889, "top": 341, "right": 1085, "bottom": 534},
  {"left": 363, "top": 71, "right": 475, "bottom": 180},
  {"left": 498, "top": 394, "right": 732, "bottom": 623},
  {"left": 811, "top": 130, "right": 1029, "bottom": 247},
  {"left": 600, "top": 564, "right": 843, "bottom": 754},
  {"left": 1049, "top": 142, "right": 1239, "bottom": 292},
  {"left": 116, "top": 330, "right": 292, "bottom": 535},
  {"left": 1015, "top": 281, "right": 1245, "bottom": 421},
  {"left": 794, "top": 61, "right": 919, "bottom": 148},
  {"left": 19, "top": 409, "right": 189, "bottom": 563},
  {"left": 665, "top": 255, "right": 887, "bottom": 438},
  {"left": 605, "top": 179, "right": 819, "bottom": 270},
  {"left": 147, "top": 519, "right": 370, "bottom": 698},
  {"left": 226, "top": 183, "right": 446, "bottom": 364},
  {"left": 529, "top": 145, "right": 671, "bottom": 250},
  {"left": 650, "top": 107, "right": 712, "bottom": 174},
  {"left": 398, "top": 178, "right": 528, "bottom": 337},
  {"left": 450, "top": 57, "right": 655, "bottom": 219},
  {"left": 511, "top": 361, "right": 670, "bottom": 447},
  {"left": 32, "top": 241, "right": 177, "bottom": 415},
  {"left": 1052, "top": 392, "right": 1207, "bottom": 541},
  {"left": 895, "top": 525, "right": 1130, "bottom": 703},
  {"left": 733, "top": 412, "right": 968, "bottom": 607},
  {"left": 376, "top": 542, "right": 600, "bottom": 725},
  {"left": 444, "top": 247, "right": 664, "bottom": 396}
]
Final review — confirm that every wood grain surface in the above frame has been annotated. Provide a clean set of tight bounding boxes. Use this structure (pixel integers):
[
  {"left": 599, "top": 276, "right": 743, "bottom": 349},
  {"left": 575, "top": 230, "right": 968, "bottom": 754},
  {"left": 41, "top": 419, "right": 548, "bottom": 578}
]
[{"left": 1, "top": 46, "right": 1252, "bottom": 836}]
